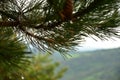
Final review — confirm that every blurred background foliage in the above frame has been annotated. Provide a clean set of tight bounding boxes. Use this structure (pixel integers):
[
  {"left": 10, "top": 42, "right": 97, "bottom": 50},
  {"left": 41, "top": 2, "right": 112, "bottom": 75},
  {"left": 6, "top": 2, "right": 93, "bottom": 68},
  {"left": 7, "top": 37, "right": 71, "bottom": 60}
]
[{"left": 22, "top": 54, "right": 67, "bottom": 80}]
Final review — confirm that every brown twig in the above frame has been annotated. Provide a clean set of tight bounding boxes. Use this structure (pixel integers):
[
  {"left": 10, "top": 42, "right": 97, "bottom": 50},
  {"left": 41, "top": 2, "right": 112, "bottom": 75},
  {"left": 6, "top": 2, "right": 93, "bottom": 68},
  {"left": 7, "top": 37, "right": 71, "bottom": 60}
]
[{"left": 19, "top": 26, "right": 55, "bottom": 43}]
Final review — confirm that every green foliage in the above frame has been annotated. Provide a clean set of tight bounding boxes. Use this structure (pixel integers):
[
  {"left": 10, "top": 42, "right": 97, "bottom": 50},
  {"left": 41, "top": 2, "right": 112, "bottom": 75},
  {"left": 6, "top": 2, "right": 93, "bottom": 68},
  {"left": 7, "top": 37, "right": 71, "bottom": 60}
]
[
  {"left": 0, "top": 27, "right": 66, "bottom": 80},
  {"left": 0, "top": 28, "right": 31, "bottom": 80},
  {"left": 22, "top": 54, "right": 67, "bottom": 80},
  {"left": 0, "top": 0, "right": 120, "bottom": 51}
]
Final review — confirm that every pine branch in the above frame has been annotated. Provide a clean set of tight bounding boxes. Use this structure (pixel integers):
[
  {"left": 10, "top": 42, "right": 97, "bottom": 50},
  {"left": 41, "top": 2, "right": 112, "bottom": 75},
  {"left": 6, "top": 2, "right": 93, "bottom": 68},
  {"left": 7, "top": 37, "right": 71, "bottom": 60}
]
[
  {"left": 0, "top": 0, "right": 110, "bottom": 30},
  {"left": 19, "top": 26, "right": 55, "bottom": 43}
]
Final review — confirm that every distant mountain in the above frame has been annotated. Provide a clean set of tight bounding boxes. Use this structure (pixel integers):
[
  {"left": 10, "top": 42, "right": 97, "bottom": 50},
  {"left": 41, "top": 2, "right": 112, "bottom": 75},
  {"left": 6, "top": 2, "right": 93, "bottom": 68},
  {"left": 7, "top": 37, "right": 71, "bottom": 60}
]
[{"left": 53, "top": 48, "right": 120, "bottom": 80}]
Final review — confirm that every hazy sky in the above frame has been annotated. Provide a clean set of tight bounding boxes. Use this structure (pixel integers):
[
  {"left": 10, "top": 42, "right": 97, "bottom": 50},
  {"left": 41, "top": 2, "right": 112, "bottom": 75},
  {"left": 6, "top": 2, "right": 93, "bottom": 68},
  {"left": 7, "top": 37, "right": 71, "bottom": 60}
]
[{"left": 77, "top": 37, "right": 120, "bottom": 51}]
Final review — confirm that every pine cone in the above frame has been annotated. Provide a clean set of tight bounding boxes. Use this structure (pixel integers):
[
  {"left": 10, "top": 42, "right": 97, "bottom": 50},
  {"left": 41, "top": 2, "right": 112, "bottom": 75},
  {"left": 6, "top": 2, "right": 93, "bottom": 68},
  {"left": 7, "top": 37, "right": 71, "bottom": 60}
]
[{"left": 60, "top": 0, "right": 73, "bottom": 21}]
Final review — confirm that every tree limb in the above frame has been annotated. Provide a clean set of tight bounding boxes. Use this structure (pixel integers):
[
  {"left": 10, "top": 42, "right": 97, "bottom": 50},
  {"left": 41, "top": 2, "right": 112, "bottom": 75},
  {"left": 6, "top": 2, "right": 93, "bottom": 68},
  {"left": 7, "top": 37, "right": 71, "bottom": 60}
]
[{"left": 0, "top": 0, "right": 109, "bottom": 30}]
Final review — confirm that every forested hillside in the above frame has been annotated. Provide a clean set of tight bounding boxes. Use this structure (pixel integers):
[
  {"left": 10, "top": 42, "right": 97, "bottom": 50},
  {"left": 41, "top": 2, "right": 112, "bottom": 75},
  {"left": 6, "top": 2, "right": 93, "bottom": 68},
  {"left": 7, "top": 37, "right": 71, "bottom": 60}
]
[{"left": 57, "top": 48, "right": 120, "bottom": 80}]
